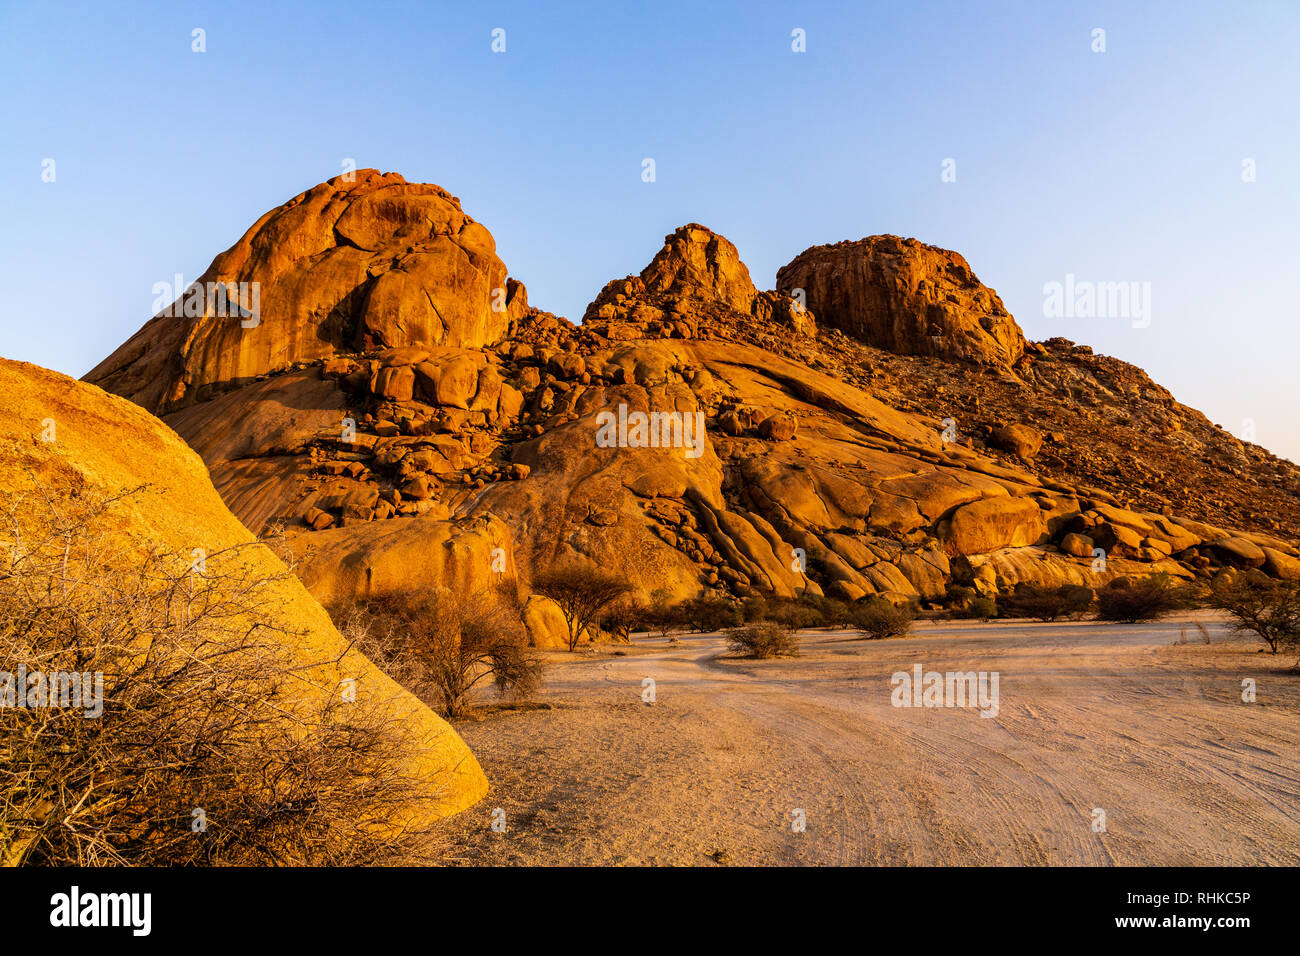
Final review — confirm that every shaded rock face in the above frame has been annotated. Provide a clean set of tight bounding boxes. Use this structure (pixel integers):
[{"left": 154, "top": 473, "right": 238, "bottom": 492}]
[
  {"left": 777, "top": 235, "right": 1025, "bottom": 367},
  {"left": 84, "top": 170, "right": 520, "bottom": 414},
  {"left": 0, "top": 357, "right": 488, "bottom": 821},
  {"left": 84, "top": 175, "right": 1300, "bottom": 629}
]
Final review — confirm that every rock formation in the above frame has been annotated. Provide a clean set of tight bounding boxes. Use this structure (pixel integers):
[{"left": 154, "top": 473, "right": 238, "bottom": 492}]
[
  {"left": 85, "top": 170, "right": 526, "bottom": 413},
  {"left": 777, "top": 235, "right": 1025, "bottom": 367},
  {"left": 0, "top": 356, "right": 488, "bottom": 822},
  {"left": 83, "top": 174, "right": 1300, "bottom": 627}
]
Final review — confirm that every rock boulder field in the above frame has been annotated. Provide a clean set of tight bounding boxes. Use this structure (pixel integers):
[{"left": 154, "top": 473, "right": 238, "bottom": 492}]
[
  {"left": 0, "top": 356, "right": 488, "bottom": 823},
  {"left": 84, "top": 171, "right": 1300, "bottom": 623}
]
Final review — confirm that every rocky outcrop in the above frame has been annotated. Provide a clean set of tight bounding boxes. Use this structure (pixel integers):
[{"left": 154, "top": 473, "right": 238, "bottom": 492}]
[
  {"left": 85, "top": 170, "right": 522, "bottom": 413},
  {"left": 584, "top": 224, "right": 815, "bottom": 341},
  {"left": 640, "top": 223, "right": 759, "bottom": 314},
  {"left": 83, "top": 175, "right": 1300, "bottom": 628},
  {"left": 777, "top": 235, "right": 1025, "bottom": 367},
  {"left": 0, "top": 357, "right": 487, "bottom": 821}
]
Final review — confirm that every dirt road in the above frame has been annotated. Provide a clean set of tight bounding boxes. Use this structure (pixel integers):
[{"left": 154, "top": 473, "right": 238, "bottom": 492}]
[{"left": 436, "top": 614, "right": 1300, "bottom": 865}]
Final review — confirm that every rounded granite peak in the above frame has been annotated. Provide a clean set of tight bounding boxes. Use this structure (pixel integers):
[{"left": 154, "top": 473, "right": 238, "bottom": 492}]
[{"left": 86, "top": 171, "right": 526, "bottom": 413}]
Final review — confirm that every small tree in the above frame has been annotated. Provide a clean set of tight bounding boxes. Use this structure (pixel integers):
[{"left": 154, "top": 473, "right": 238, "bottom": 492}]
[
  {"left": 642, "top": 590, "right": 683, "bottom": 638},
  {"left": 601, "top": 599, "right": 648, "bottom": 643},
  {"left": 532, "top": 564, "right": 634, "bottom": 651},
  {"left": 335, "top": 589, "right": 542, "bottom": 718},
  {"left": 1207, "top": 575, "right": 1300, "bottom": 657}
]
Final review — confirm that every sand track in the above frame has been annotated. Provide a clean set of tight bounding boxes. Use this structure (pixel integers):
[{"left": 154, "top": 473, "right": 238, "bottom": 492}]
[{"left": 436, "top": 614, "right": 1300, "bottom": 865}]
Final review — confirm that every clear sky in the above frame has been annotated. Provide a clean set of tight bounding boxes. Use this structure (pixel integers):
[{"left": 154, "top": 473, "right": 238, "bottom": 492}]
[{"left": 2, "top": 0, "right": 1296, "bottom": 463}]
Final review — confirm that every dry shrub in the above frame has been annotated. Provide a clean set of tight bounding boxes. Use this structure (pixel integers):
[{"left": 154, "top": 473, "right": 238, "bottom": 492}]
[
  {"left": 945, "top": 585, "right": 997, "bottom": 620},
  {"left": 849, "top": 599, "right": 916, "bottom": 639},
  {"left": 998, "top": 583, "right": 1094, "bottom": 622},
  {"left": 0, "top": 485, "right": 441, "bottom": 866},
  {"left": 600, "top": 599, "right": 649, "bottom": 643},
  {"left": 725, "top": 622, "right": 799, "bottom": 659},
  {"left": 1096, "top": 574, "right": 1187, "bottom": 623},
  {"left": 332, "top": 587, "right": 542, "bottom": 719}
]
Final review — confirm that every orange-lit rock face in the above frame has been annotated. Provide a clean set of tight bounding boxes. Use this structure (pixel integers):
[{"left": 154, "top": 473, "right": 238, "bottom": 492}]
[
  {"left": 778, "top": 235, "right": 1025, "bottom": 367},
  {"left": 85, "top": 170, "right": 518, "bottom": 413},
  {"left": 82, "top": 175, "right": 1300, "bottom": 620},
  {"left": 639, "top": 223, "right": 758, "bottom": 313}
]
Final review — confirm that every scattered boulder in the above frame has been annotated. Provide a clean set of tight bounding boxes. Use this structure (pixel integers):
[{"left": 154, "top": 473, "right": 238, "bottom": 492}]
[
  {"left": 758, "top": 413, "right": 798, "bottom": 442},
  {"left": 945, "top": 497, "right": 1049, "bottom": 555},
  {"left": 1060, "top": 532, "right": 1094, "bottom": 558},
  {"left": 1262, "top": 547, "right": 1300, "bottom": 580},
  {"left": 1208, "top": 536, "right": 1267, "bottom": 569}
]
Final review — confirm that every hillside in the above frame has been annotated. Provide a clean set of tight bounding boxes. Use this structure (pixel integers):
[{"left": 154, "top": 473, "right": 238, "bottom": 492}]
[{"left": 85, "top": 171, "right": 1300, "bottom": 625}]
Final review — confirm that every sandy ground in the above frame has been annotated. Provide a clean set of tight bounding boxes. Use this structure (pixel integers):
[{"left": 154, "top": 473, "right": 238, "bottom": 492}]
[{"left": 434, "top": 613, "right": 1300, "bottom": 866}]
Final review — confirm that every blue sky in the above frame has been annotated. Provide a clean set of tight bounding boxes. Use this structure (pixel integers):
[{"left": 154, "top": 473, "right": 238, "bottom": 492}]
[{"left": 2, "top": 0, "right": 1297, "bottom": 462}]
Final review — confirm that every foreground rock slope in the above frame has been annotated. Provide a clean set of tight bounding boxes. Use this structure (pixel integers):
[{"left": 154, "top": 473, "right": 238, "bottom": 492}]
[
  {"left": 1, "top": 356, "right": 488, "bottom": 819},
  {"left": 87, "top": 172, "right": 1300, "bottom": 628}
]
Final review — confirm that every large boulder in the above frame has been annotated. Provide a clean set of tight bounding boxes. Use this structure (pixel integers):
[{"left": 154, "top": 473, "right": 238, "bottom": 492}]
[
  {"left": 943, "top": 496, "right": 1049, "bottom": 555},
  {"left": 1262, "top": 547, "right": 1300, "bottom": 581},
  {"left": 0, "top": 357, "right": 487, "bottom": 823},
  {"left": 292, "top": 512, "right": 518, "bottom": 606},
  {"left": 777, "top": 235, "right": 1026, "bottom": 367},
  {"left": 989, "top": 423, "right": 1043, "bottom": 459},
  {"left": 522, "top": 594, "right": 571, "bottom": 649}
]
